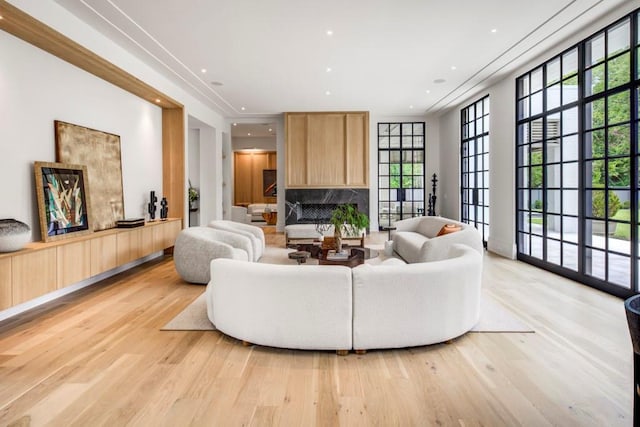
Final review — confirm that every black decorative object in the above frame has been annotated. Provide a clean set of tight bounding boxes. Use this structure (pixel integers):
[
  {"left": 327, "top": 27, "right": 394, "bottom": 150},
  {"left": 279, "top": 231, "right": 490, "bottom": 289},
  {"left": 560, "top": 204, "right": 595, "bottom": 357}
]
[
  {"left": 626, "top": 294, "right": 640, "bottom": 425},
  {"left": 160, "top": 197, "right": 168, "bottom": 220},
  {"left": 148, "top": 191, "right": 157, "bottom": 221},
  {"left": 427, "top": 173, "right": 438, "bottom": 216},
  {"left": 0, "top": 219, "right": 30, "bottom": 252}
]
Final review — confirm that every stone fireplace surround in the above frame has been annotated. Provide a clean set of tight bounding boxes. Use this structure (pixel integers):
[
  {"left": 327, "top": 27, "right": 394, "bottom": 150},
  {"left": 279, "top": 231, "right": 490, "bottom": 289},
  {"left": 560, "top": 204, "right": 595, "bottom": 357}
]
[{"left": 284, "top": 189, "right": 369, "bottom": 226}]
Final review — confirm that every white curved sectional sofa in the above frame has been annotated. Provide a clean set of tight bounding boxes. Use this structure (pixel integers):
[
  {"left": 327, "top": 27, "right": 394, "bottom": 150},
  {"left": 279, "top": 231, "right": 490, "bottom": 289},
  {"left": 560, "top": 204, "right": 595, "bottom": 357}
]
[{"left": 206, "top": 237, "right": 483, "bottom": 352}]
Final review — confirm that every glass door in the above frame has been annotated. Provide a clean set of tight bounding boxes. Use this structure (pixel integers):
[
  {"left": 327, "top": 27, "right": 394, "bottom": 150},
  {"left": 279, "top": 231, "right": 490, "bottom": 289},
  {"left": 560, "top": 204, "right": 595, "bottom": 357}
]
[
  {"left": 461, "top": 96, "right": 490, "bottom": 244},
  {"left": 378, "top": 122, "right": 425, "bottom": 228}
]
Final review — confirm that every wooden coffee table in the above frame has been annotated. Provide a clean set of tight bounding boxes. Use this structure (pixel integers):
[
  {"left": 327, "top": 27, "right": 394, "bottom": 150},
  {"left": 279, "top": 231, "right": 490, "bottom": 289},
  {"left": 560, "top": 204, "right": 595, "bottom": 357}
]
[{"left": 318, "top": 248, "right": 368, "bottom": 268}]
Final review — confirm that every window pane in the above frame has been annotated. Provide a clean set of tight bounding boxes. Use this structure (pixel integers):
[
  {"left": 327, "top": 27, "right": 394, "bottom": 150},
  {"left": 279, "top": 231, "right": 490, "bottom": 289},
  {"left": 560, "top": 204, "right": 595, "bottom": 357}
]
[
  {"left": 608, "top": 19, "right": 630, "bottom": 57},
  {"left": 562, "top": 75, "right": 578, "bottom": 104},
  {"left": 563, "top": 243, "right": 578, "bottom": 270},
  {"left": 531, "top": 67, "right": 543, "bottom": 92},
  {"left": 547, "top": 238, "right": 561, "bottom": 265},
  {"left": 608, "top": 124, "right": 630, "bottom": 156},
  {"left": 608, "top": 91, "right": 630, "bottom": 125},
  {"left": 586, "top": 32, "right": 605, "bottom": 66},
  {"left": 563, "top": 48, "right": 578, "bottom": 76},
  {"left": 585, "top": 63, "right": 605, "bottom": 96},
  {"left": 546, "top": 58, "right": 561, "bottom": 86},
  {"left": 608, "top": 52, "right": 630, "bottom": 89}
]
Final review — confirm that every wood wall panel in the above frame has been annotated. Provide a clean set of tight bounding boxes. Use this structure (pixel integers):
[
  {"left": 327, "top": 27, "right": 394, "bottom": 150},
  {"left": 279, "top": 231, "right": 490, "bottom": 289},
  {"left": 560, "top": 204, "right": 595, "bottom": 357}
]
[
  {"left": 234, "top": 153, "right": 254, "bottom": 205},
  {"left": 346, "top": 113, "right": 369, "bottom": 186},
  {"left": 0, "top": 258, "right": 11, "bottom": 310},
  {"left": 90, "top": 234, "right": 118, "bottom": 276},
  {"left": 285, "top": 112, "right": 368, "bottom": 188},
  {"left": 308, "top": 114, "right": 346, "bottom": 186},
  {"left": 57, "top": 241, "right": 91, "bottom": 288},
  {"left": 234, "top": 152, "right": 277, "bottom": 205},
  {"left": 162, "top": 108, "right": 185, "bottom": 222},
  {"left": 12, "top": 248, "right": 56, "bottom": 305},
  {"left": 285, "top": 114, "right": 308, "bottom": 187}
]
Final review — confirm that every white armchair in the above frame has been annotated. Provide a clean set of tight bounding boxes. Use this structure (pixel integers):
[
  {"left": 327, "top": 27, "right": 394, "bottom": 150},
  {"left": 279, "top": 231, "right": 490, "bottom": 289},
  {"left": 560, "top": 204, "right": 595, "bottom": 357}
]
[{"left": 231, "top": 206, "right": 251, "bottom": 224}]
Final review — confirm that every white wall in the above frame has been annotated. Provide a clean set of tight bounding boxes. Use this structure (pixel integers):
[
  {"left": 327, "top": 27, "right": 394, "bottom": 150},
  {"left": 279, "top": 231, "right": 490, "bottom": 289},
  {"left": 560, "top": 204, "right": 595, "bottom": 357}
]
[
  {"left": 0, "top": 31, "right": 162, "bottom": 240},
  {"left": 434, "top": 1, "right": 640, "bottom": 259}
]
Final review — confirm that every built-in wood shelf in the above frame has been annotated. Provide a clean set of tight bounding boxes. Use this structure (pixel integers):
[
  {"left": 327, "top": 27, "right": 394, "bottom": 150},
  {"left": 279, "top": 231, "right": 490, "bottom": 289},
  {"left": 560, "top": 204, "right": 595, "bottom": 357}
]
[{"left": 0, "top": 219, "right": 182, "bottom": 310}]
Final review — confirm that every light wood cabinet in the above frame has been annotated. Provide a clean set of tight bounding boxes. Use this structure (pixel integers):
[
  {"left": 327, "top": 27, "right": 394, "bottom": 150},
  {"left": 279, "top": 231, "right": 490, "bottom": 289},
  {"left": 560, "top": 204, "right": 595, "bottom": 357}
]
[
  {"left": 234, "top": 151, "right": 277, "bottom": 205},
  {"left": 285, "top": 111, "right": 369, "bottom": 188},
  {"left": 0, "top": 218, "right": 181, "bottom": 310},
  {"left": 12, "top": 248, "right": 57, "bottom": 305},
  {"left": 117, "top": 228, "right": 142, "bottom": 266},
  {"left": 0, "top": 258, "right": 11, "bottom": 310},
  {"left": 57, "top": 240, "right": 91, "bottom": 288},
  {"left": 90, "top": 234, "right": 118, "bottom": 276}
]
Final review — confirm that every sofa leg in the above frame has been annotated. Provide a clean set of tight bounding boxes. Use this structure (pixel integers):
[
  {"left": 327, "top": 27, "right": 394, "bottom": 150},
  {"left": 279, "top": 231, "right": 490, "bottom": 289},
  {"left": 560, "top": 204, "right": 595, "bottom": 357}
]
[
  {"left": 355, "top": 349, "right": 367, "bottom": 355},
  {"left": 242, "top": 340, "right": 253, "bottom": 347},
  {"left": 336, "top": 349, "right": 349, "bottom": 356}
]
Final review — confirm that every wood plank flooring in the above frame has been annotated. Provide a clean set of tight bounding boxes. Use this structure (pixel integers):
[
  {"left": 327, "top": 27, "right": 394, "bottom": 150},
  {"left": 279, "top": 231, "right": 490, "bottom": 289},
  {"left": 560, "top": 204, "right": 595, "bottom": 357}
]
[{"left": 0, "top": 230, "right": 632, "bottom": 426}]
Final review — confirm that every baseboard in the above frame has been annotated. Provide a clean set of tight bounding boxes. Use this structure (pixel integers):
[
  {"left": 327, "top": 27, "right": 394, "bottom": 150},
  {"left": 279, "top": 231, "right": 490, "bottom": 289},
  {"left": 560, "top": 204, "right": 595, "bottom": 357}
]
[{"left": 487, "top": 237, "right": 516, "bottom": 259}]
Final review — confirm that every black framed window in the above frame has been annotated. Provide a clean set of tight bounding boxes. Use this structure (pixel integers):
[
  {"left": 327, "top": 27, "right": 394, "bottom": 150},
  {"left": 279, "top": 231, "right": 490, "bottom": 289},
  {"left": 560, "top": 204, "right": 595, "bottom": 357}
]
[
  {"left": 461, "top": 95, "right": 490, "bottom": 244},
  {"left": 516, "top": 11, "right": 638, "bottom": 298},
  {"left": 378, "top": 122, "right": 425, "bottom": 228}
]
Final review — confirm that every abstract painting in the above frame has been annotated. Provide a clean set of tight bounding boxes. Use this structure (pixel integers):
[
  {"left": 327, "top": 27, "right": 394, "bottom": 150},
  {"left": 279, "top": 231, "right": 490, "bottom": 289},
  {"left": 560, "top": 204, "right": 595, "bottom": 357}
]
[
  {"left": 34, "top": 161, "right": 92, "bottom": 242},
  {"left": 55, "top": 120, "right": 124, "bottom": 231},
  {"left": 263, "top": 169, "right": 277, "bottom": 197}
]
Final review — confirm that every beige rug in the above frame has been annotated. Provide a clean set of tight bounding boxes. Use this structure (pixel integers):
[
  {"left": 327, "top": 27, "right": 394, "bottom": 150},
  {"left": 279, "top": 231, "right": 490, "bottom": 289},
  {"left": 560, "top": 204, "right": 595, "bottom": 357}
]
[{"left": 161, "top": 292, "right": 533, "bottom": 333}]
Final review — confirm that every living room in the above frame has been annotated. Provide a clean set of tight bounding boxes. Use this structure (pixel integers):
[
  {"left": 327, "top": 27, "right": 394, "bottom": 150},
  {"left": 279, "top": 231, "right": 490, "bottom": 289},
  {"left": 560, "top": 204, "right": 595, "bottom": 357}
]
[{"left": 0, "top": 0, "right": 637, "bottom": 425}]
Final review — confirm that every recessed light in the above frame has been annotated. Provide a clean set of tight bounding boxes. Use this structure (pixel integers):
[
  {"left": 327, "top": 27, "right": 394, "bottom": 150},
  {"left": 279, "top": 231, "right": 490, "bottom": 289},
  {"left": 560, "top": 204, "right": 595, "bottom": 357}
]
[
  {"left": 233, "top": 123, "right": 238, "bottom": 126},
  {"left": 155, "top": 98, "right": 161, "bottom": 103},
  {"left": 409, "top": 105, "right": 414, "bottom": 109},
  {"left": 210, "top": 81, "right": 223, "bottom": 86},
  {"left": 325, "top": 90, "right": 331, "bottom": 95},
  {"left": 0, "top": 15, "right": 4, "bottom": 20},
  {"left": 268, "top": 128, "right": 273, "bottom": 132},
  {"left": 241, "top": 107, "right": 246, "bottom": 111},
  {"left": 434, "top": 78, "right": 446, "bottom": 84},
  {"left": 247, "top": 133, "right": 251, "bottom": 136},
  {"left": 425, "top": 90, "right": 431, "bottom": 94},
  {"left": 326, "top": 67, "right": 332, "bottom": 72},
  {"left": 491, "top": 28, "right": 497, "bottom": 33},
  {"left": 201, "top": 68, "right": 207, "bottom": 73},
  {"left": 326, "top": 30, "right": 333, "bottom": 36},
  {"left": 451, "top": 65, "right": 457, "bottom": 70}
]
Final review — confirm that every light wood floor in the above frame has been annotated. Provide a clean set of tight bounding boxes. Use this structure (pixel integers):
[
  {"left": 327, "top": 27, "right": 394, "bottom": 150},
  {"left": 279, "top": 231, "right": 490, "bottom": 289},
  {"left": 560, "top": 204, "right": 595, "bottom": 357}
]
[{"left": 0, "top": 230, "right": 632, "bottom": 426}]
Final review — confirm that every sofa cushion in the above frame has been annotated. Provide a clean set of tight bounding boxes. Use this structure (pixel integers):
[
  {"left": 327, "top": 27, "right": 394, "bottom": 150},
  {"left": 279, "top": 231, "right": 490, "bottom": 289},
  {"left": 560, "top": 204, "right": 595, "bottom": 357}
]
[
  {"left": 437, "top": 224, "right": 462, "bottom": 236},
  {"left": 393, "top": 231, "right": 429, "bottom": 263}
]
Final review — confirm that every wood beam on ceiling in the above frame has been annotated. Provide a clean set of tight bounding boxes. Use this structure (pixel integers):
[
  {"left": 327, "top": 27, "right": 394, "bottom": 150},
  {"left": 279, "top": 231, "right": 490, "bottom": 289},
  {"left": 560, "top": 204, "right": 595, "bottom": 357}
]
[{"left": 0, "top": 0, "right": 182, "bottom": 109}]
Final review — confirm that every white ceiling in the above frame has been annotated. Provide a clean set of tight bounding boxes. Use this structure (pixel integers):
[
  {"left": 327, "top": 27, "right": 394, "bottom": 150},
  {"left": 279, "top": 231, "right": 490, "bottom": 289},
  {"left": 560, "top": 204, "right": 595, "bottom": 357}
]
[{"left": 55, "top": 0, "right": 631, "bottom": 118}]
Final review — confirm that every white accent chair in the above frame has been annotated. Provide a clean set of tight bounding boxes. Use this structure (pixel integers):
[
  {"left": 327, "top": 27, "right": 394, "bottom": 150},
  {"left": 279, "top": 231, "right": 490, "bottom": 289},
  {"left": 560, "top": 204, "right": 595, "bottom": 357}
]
[
  {"left": 230, "top": 206, "right": 251, "bottom": 224},
  {"left": 208, "top": 220, "right": 265, "bottom": 261},
  {"left": 174, "top": 227, "right": 250, "bottom": 284},
  {"left": 393, "top": 216, "right": 483, "bottom": 263}
]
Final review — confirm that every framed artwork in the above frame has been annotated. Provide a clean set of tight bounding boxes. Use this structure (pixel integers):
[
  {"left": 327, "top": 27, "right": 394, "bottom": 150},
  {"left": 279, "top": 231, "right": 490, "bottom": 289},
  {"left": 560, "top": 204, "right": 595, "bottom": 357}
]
[
  {"left": 34, "top": 161, "right": 92, "bottom": 242},
  {"left": 263, "top": 169, "right": 277, "bottom": 197},
  {"left": 55, "top": 120, "right": 124, "bottom": 231}
]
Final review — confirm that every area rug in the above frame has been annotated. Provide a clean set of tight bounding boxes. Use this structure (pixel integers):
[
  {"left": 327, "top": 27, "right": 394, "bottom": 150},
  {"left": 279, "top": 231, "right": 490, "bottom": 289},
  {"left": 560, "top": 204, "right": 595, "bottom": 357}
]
[{"left": 161, "top": 292, "right": 533, "bottom": 333}]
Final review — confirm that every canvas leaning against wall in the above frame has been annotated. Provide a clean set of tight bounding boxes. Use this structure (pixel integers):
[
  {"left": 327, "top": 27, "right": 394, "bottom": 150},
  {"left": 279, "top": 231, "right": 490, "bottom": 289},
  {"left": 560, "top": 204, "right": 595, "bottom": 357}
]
[
  {"left": 34, "top": 161, "right": 92, "bottom": 242},
  {"left": 55, "top": 120, "right": 124, "bottom": 231}
]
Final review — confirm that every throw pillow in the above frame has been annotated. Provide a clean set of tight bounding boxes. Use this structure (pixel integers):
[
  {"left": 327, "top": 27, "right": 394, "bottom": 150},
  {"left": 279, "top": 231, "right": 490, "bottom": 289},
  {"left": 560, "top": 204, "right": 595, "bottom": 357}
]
[{"left": 437, "top": 223, "right": 462, "bottom": 237}]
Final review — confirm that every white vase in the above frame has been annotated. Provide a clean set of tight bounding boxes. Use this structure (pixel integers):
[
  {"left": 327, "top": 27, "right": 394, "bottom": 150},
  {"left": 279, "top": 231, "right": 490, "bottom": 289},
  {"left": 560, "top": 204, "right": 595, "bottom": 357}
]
[{"left": 0, "top": 219, "right": 30, "bottom": 252}]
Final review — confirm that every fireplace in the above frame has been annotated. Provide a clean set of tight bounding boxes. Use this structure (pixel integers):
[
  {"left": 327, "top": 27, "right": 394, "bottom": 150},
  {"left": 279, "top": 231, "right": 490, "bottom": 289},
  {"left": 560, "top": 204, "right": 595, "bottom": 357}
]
[{"left": 285, "top": 189, "right": 369, "bottom": 226}]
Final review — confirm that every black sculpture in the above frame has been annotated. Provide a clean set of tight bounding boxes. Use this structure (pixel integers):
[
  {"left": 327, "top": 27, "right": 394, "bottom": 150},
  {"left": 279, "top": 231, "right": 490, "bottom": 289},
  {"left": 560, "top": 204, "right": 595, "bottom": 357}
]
[
  {"left": 427, "top": 173, "right": 438, "bottom": 216},
  {"left": 148, "top": 191, "right": 157, "bottom": 221},
  {"left": 160, "top": 197, "right": 168, "bottom": 220}
]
